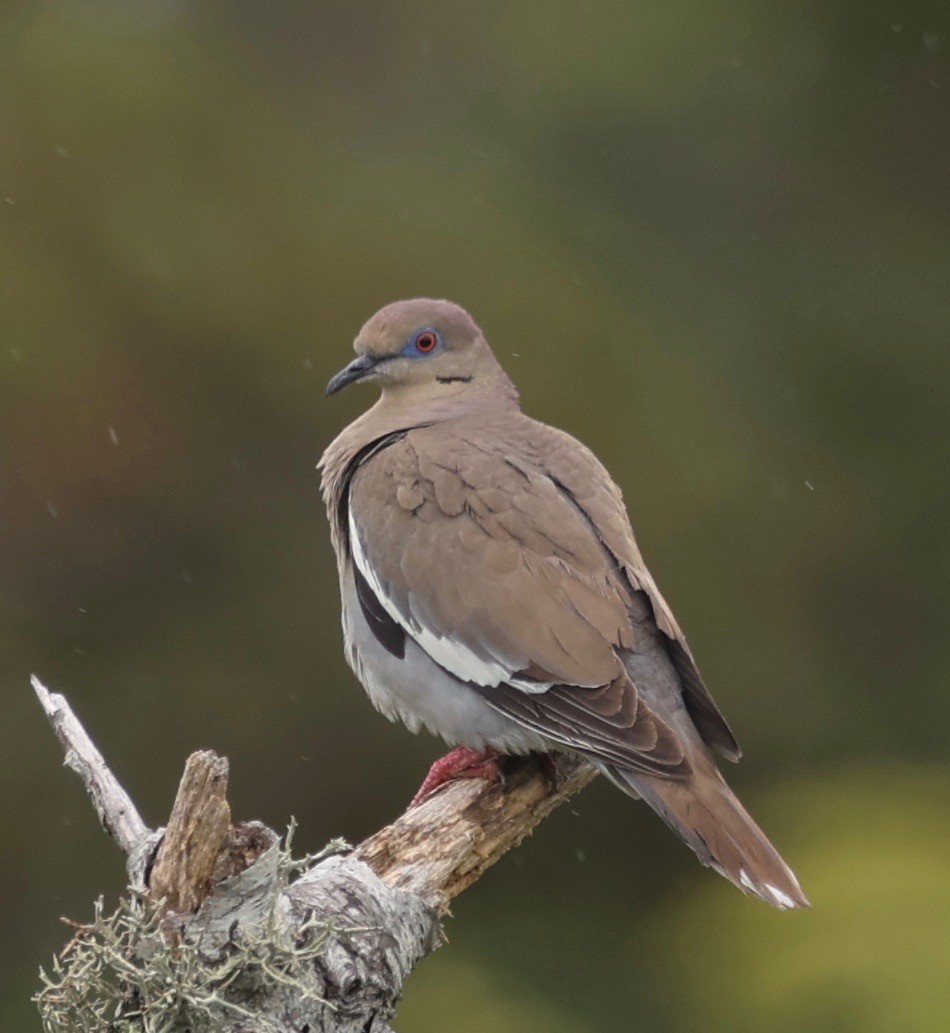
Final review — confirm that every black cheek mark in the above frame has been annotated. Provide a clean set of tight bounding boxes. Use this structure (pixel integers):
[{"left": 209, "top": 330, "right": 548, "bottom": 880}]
[{"left": 436, "top": 375, "right": 473, "bottom": 384}]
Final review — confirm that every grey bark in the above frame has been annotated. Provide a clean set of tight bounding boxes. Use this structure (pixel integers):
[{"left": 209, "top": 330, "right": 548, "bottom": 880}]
[{"left": 33, "top": 675, "right": 595, "bottom": 1032}]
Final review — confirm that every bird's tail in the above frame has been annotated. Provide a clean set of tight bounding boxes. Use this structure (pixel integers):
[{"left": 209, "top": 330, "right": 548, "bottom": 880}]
[{"left": 602, "top": 762, "right": 808, "bottom": 909}]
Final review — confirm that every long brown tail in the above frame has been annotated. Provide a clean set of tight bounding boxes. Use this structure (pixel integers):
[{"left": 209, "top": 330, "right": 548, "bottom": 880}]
[{"left": 602, "top": 762, "right": 809, "bottom": 909}]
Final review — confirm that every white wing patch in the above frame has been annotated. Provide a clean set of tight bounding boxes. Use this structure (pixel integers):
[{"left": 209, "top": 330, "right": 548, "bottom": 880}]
[{"left": 348, "top": 508, "right": 550, "bottom": 693}]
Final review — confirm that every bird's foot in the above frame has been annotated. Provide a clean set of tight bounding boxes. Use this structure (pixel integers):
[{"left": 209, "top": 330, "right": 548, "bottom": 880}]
[{"left": 409, "top": 746, "right": 505, "bottom": 808}]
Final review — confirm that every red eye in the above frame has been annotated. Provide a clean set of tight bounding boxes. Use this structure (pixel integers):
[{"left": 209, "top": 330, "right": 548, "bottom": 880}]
[{"left": 414, "top": 331, "right": 438, "bottom": 353}]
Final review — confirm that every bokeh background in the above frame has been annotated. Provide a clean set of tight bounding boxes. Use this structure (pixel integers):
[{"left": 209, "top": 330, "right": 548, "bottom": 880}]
[{"left": 2, "top": 1, "right": 949, "bottom": 1029}]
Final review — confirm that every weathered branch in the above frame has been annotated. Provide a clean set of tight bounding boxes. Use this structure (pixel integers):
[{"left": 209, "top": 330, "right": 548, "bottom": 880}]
[
  {"left": 33, "top": 675, "right": 149, "bottom": 855},
  {"left": 32, "top": 675, "right": 596, "bottom": 1032},
  {"left": 149, "top": 750, "right": 233, "bottom": 915},
  {"left": 32, "top": 675, "right": 160, "bottom": 888},
  {"left": 356, "top": 754, "right": 595, "bottom": 907}
]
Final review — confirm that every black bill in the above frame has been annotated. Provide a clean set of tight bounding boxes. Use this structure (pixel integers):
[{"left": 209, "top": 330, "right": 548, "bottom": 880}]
[{"left": 326, "top": 354, "right": 380, "bottom": 396}]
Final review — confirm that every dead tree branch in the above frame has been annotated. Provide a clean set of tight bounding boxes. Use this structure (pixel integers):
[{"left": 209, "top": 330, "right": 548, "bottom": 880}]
[{"left": 32, "top": 675, "right": 595, "bottom": 1032}]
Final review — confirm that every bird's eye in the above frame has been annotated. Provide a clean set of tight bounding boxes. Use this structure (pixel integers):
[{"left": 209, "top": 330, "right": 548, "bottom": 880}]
[{"left": 414, "top": 331, "right": 438, "bottom": 354}]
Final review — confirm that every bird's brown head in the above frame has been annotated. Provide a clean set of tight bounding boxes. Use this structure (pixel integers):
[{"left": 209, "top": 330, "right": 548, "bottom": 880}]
[{"left": 326, "top": 299, "right": 516, "bottom": 405}]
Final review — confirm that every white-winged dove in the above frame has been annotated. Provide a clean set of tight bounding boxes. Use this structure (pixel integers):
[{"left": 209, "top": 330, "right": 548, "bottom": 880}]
[{"left": 320, "top": 299, "right": 807, "bottom": 909}]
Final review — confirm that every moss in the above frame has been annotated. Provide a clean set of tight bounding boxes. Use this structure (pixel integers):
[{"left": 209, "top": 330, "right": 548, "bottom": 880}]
[{"left": 36, "top": 832, "right": 349, "bottom": 1033}]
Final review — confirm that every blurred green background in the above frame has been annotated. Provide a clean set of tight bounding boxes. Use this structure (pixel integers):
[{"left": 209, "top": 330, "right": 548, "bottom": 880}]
[{"left": 2, "top": 1, "right": 949, "bottom": 1030}]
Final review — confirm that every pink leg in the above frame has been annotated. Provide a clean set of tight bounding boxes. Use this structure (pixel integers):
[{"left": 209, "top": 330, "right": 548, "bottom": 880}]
[{"left": 409, "top": 746, "right": 505, "bottom": 808}]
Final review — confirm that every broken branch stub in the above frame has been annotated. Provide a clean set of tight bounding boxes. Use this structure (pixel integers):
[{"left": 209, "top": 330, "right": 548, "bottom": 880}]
[{"left": 148, "top": 750, "right": 232, "bottom": 915}]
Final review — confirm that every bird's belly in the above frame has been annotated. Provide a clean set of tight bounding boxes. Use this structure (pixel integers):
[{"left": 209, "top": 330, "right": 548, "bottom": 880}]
[{"left": 340, "top": 582, "right": 550, "bottom": 755}]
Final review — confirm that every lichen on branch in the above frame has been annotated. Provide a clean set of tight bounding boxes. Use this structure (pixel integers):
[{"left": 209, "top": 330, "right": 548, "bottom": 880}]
[{"left": 32, "top": 676, "right": 595, "bottom": 1032}]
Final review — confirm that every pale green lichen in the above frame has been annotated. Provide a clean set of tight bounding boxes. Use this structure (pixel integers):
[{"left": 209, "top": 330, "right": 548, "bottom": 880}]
[{"left": 36, "top": 832, "right": 350, "bottom": 1033}]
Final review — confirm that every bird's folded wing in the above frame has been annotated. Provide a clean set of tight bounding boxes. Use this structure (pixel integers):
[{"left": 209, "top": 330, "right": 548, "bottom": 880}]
[
  {"left": 477, "top": 676, "right": 689, "bottom": 777},
  {"left": 518, "top": 423, "right": 741, "bottom": 760},
  {"left": 346, "top": 427, "right": 690, "bottom": 778}
]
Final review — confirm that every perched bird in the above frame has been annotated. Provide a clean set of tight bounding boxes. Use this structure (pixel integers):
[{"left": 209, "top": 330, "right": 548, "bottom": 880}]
[{"left": 320, "top": 298, "right": 807, "bottom": 909}]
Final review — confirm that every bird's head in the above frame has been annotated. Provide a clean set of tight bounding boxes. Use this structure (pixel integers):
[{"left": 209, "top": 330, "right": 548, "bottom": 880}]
[{"left": 326, "top": 299, "right": 516, "bottom": 404}]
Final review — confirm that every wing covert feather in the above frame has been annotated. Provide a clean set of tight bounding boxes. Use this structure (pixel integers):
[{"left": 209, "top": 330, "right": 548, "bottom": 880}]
[
  {"left": 348, "top": 429, "right": 634, "bottom": 689},
  {"left": 346, "top": 412, "right": 736, "bottom": 774}
]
